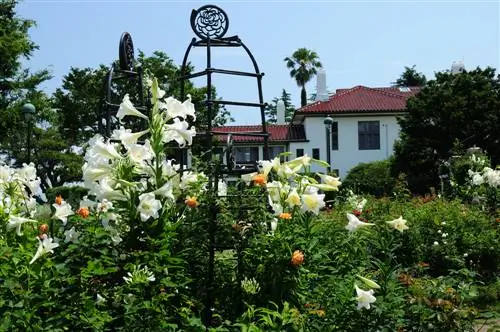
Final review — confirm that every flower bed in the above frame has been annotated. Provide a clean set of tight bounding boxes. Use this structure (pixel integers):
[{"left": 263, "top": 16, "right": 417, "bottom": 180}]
[{"left": 0, "top": 79, "right": 498, "bottom": 331}]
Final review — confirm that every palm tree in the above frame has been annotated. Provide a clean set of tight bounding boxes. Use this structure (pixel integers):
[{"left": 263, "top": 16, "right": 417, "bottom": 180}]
[{"left": 284, "top": 48, "right": 323, "bottom": 107}]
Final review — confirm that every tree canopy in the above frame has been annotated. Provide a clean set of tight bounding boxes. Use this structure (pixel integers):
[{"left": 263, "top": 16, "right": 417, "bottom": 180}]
[
  {"left": 392, "top": 66, "right": 500, "bottom": 193},
  {"left": 392, "top": 65, "right": 427, "bottom": 87},
  {"left": 284, "top": 48, "right": 322, "bottom": 107}
]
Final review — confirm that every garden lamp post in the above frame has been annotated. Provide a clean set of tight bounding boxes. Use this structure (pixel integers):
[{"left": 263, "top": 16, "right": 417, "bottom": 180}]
[
  {"left": 22, "top": 102, "right": 36, "bottom": 164},
  {"left": 324, "top": 115, "right": 333, "bottom": 174}
]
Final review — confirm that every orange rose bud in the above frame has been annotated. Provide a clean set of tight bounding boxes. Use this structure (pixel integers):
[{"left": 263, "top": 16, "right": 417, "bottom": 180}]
[
  {"left": 252, "top": 173, "right": 267, "bottom": 186},
  {"left": 185, "top": 196, "right": 199, "bottom": 208},
  {"left": 279, "top": 212, "right": 292, "bottom": 220},
  {"left": 291, "top": 250, "right": 304, "bottom": 267},
  {"left": 77, "top": 207, "right": 90, "bottom": 218},
  {"left": 39, "top": 224, "right": 49, "bottom": 234},
  {"left": 55, "top": 195, "right": 63, "bottom": 205}
]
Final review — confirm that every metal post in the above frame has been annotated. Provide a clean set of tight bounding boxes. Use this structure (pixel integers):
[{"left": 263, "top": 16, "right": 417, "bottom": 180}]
[
  {"left": 324, "top": 116, "right": 333, "bottom": 174},
  {"left": 27, "top": 120, "right": 32, "bottom": 164},
  {"left": 22, "top": 103, "right": 36, "bottom": 164},
  {"left": 325, "top": 125, "right": 331, "bottom": 173}
]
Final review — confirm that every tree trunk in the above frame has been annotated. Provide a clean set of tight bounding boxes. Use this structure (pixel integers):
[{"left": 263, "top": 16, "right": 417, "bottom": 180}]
[{"left": 300, "top": 86, "right": 307, "bottom": 107}]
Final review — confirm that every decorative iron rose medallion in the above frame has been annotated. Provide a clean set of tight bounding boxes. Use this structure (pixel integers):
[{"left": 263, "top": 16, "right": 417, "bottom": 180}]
[
  {"left": 119, "top": 32, "right": 135, "bottom": 71},
  {"left": 190, "top": 5, "right": 229, "bottom": 40}
]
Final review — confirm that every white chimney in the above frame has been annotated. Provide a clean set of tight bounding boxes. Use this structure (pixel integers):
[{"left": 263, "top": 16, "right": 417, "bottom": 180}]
[
  {"left": 451, "top": 60, "right": 465, "bottom": 74},
  {"left": 276, "top": 99, "right": 286, "bottom": 124},
  {"left": 315, "top": 69, "right": 329, "bottom": 102}
]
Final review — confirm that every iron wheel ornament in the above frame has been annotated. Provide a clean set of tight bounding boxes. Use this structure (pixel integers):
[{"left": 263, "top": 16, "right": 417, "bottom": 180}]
[
  {"left": 190, "top": 5, "right": 229, "bottom": 40},
  {"left": 119, "top": 32, "right": 135, "bottom": 70}
]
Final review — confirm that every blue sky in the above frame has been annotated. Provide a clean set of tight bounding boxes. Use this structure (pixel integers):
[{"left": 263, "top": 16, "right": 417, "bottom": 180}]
[{"left": 18, "top": 0, "right": 500, "bottom": 125}]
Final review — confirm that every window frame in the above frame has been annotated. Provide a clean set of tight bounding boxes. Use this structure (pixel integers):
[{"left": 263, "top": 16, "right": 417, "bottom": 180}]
[{"left": 358, "top": 121, "right": 380, "bottom": 150}]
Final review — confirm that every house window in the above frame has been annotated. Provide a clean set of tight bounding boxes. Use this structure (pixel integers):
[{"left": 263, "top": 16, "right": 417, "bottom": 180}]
[
  {"left": 269, "top": 146, "right": 285, "bottom": 161},
  {"left": 331, "top": 121, "right": 338, "bottom": 150},
  {"left": 234, "top": 146, "right": 259, "bottom": 163},
  {"left": 296, "top": 148, "right": 304, "bottom": 157},
  {"left": 358, "top": 121, "right": 380, "bottom": 150},
  {"left": 312, "top": 148, "right": 320, "bottom": 160}
]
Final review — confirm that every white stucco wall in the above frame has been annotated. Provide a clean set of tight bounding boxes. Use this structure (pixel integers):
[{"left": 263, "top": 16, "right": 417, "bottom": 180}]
[{"left": 289, "top": 114, "right": 402, "bottom": 177}]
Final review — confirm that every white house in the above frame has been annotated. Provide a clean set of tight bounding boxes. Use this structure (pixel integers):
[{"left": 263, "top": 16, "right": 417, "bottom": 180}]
[{"left": 213, "top": 73, "right": 420, "bottom": 177}]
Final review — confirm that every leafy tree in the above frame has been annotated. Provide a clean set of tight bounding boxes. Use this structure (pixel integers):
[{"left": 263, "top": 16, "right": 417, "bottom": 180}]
[
  {"left": 265, "top": 89, "right": 295, "bottom": 124},
  {"left": 53, "top": 51, "right": 232, "bottom": 148},
  {"left": 0, "top": 0, "right": 51, "bottom": 158},
  {"left": 392, "top": 66, "right": 500, "bottom": 193},
  {"left": 284, "top": 48, "right": 322, "bottom": 107},
  {"left": 392, "top": 65, "right": 427, "bottom": 87}
]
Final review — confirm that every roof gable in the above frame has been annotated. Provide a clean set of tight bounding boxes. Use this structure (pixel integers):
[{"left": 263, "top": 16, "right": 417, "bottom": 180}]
[
  {"left": 210, "top": 124, "right": 306, "bottom": 143},
  {"left": 297, "top": 85, "right": 420, "bottom": 115}
]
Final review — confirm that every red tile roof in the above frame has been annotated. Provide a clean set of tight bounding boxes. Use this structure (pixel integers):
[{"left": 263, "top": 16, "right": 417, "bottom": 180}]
[
  {"left": 210, "top": 124, "right": 306, "bottom": 143},
  {"left": 297, "top": 86, "right": 420, "bottom": 114}
]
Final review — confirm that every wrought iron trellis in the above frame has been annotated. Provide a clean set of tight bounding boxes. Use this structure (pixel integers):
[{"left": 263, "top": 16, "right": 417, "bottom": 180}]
[
  {"left": 99, "top": 32, "right": 148, "bottom": 138},
  {"left": 99, "top": 4, "right": 270, "bottom": 327},
  {"left": 179, "top": 4, "right": 270, "bottom": 326}
]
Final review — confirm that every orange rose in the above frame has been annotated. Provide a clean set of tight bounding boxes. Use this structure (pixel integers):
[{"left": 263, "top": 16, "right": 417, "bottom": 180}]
[
  {"left": 279, "top": 212, "right": 292, "bottom": 220},
  {"left": 291, "top": 250, "right": 304, "bottom": 267},
  {"left": 185, "top": 196, "right": 199, "bottom": 208},
  {"left": 55, "top": 195, "right": 63, "bottom": 205},
  {"left": 252, "top": 173, "right": 267, "bottom": 186},
  {"left": 39, "top": 224, "right": 49, "bottom": 234},
  {"left": 77, "top": 207, "right": 90, "bottom": 218}
]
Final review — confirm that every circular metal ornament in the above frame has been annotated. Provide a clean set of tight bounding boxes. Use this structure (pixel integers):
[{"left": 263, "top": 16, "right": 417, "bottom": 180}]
[
  {"left": 190, "top": 5, "right": 229, "bottom": 40},
  {"left": 119, "top": 32, "right": 135, "bottom": 70}
]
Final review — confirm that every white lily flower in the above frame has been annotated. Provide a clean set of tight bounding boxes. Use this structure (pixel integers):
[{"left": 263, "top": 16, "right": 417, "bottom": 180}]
[
  {"left": 300, "top": 193, "right": 325, "bottom": 215},
  {"left": 163, "top": 95, "right": 196, "bottom": 121},
  {"left": 258, "top": 160, "right": 273, "bottom": 177},
  {"left": 93, "top": 138, "right": 122, "bottom": 160},
  {"left": 355, "top": 285, "right": 376, "bottom": 310},
  {"left": 137, "top": 192, "right": 161, "bottom": 222},
  {"left": 52, "top": 200, "right": 74, "bottom": 225},
  {"left": 270, "top": 218, "right": 278, "bottom": 234},
  {"left": 94, "top": 177, "right": 127, "bottom": 202},
  {"left": 266, "top": 181, "right": 282, "bottom": 202},
  {"left": 286, "top": 188, "right": 301, "bottom": 207},
  {"left": 64, "top": 226, "right": 80, "bottom": 243},
  {"left": 155, "top": 181, "right": 175, "bottom": 201},
  {"left": 126, "top": 140, "right": 153, "bottom": 165},
  {"left": 29, "top": 236, "right": 59, "bottom": 264},
  {"left": 162, "top": 118, "right": 196, "bottom": 148},
  {"left": 0, "top": 165, "right": 12, "bottom": 183},
  {"left": 16, "top": 163, "right": 37, "bottom": 182},
  {"left": 117, "top": 94, "right": 149, "bottom": 121},
  {"left": 318, "top": 173, "right": 342, "bottom": 190},
  {"left": 386, "top": 216, "right": 409, "bottom": 233},
  {"left": 218, "top": 179, "right": 227, "bottom": 197},
  {"left": 111, "top": 126, "right": 149, "bottom": 146},
  {"left": 7, "top": 215, "right": 37, "bottom": 236},
  {"left": 345, "top": 213, "right": 375, "bottom": 232},
  {"left": 241, "top": 172, "right": 258, "bottom": 185}
]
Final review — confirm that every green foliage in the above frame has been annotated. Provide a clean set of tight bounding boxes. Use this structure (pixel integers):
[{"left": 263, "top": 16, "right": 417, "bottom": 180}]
[
  {"left": 343, "top": 159, "right": 396, "bottom": 197},
  {"left": 284, "top": 48, "right": 322, "bottom": 107},
  {"left": 0, "top": 0, "right": 52, "bottom": 161},
  {"left": 392, "top": 65, "right": 427, "bottom": 87},
  {"left": 392, "top": 66, "right": 500, "bottom": 193}
]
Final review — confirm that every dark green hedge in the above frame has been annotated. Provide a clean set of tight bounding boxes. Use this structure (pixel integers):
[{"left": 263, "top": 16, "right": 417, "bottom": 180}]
[{"left": 343, "top": 159, "right": 396, "bottom": 197}]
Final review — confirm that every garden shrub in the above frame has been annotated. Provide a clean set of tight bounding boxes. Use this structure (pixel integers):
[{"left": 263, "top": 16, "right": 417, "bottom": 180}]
[{"left": 343, "top": 159, "right": 396, "bottom": 197}]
